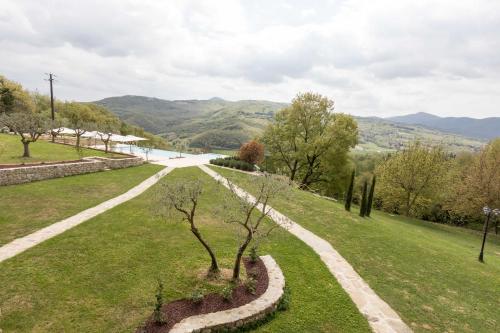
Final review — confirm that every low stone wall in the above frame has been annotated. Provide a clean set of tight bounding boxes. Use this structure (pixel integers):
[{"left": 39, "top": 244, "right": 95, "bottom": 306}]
[
  {"left": 0, "top": 156, "right": 143, "bottom": 186},
  {"left": 170, "top": 255, "right": 285, "bottom": 333}
]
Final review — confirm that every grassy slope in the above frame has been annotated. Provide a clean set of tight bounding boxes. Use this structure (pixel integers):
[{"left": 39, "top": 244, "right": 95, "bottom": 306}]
[
  {"left": 0, "top": 134, "right": 121, "bottom": 164},
  {"left": 212, "top": 166, "right": 500, "bottom": 333},
  {"left": 0, "top": 164, "right": 163, "bottom": 246},
  {"left": 0, "top": 167, "right": 370, "bottom": 332}
]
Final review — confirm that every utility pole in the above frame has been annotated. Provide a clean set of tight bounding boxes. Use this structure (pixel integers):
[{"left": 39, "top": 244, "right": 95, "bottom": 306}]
[{"left": 45, "top": 73, "right": 56, "bottom": 120}]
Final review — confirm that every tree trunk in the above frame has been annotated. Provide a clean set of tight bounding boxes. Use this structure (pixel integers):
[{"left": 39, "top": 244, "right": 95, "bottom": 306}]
[
  {"left": 190, "top": 226, "right": 219, "bottom": 274},
  {"left": 76, "top": 135, "right": 81, "bottom": 148},
  {"left": 51, "top": 133, "right": 56, "bottom": 143},
  {"left": 104, "top": 141, "right": 109, "bottom": 153},
  {"left": 232, "top": 233, "right": 252, "bottom": 281},
  {"left": 22, "top": 141, "right": 30, "bottom": 158}
]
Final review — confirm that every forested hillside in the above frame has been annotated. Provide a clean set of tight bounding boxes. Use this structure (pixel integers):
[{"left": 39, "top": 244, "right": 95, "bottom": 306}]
[{"left": 95, "top": 96, "right": 486, "bottom": 151}]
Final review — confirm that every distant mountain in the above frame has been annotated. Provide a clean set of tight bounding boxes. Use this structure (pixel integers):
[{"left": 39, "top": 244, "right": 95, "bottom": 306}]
[
  {"left": 387, "top": 112, "right": 500, "bottom": 140},
  {"left": 94, "top": 96, "right": 486, "bottom": 152}
]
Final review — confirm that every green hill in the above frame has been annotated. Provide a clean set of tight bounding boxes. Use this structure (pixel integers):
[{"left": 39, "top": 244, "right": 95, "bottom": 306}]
[{"left": 94, "top": 96, "right": 486, "bottom": 152}]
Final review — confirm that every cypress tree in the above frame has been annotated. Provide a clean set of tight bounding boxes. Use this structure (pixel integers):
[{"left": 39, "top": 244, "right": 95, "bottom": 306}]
[
  {"left": 359, "top": 180, "right": 368, "bottom": 217},
  {"left": 344, "top": 169, "right": 355, "bottom": 211},
  {"left": 366, "top": 175, "right": 376, "bottom": 217}
]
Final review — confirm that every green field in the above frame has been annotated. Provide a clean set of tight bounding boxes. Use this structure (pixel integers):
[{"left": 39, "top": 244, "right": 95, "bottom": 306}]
[
  {"left": 212, "top": 166, "right": 500, "bottom": 333},
  {"left": 0, "top": 164, "right": 163, "bottom": 246},
  {"left": 0, "top": 167, "right": 370, "bottom": 332},
  {"left": 0, "top": 133, "right": 122, "bottom": 164}
]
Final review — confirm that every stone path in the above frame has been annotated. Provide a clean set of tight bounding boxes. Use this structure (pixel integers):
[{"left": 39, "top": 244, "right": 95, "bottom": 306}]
[
  {"left": 0, "top": 166, "right": 174, "bottom": 264},
  {"left": 199, "top": 165, "right": 412, "bottom": 333}
]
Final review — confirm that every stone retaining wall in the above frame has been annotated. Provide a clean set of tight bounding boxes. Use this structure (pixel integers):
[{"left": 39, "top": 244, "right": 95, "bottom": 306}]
[
  {"left": 0, "top": 156, "right": 143, "bottom": 186},
  {"left": 170, "top": 255, "right": 285, "bottom": 333}
]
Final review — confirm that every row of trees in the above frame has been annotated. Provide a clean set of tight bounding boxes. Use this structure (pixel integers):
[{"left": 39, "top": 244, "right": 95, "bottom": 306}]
[
  {"left": 374, "top": 140, "right": 500, "bottom": 229},
  {"left": 0, "top": 75, "right": 167, "bottom": 158}
]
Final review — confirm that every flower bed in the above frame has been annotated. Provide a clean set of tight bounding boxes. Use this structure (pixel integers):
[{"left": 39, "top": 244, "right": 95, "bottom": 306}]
[{"left": 138, "top": 255, "right": 286, "bottom": 333}]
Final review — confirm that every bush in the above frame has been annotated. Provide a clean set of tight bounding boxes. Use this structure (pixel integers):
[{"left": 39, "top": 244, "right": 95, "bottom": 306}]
[
  {"left": 190, "top": 288, "right": 205, "bottom": 304},
  {"left": 239, "top": 140, "right": 264, "bottom": 164},
  {"left": 277, "top": 284, "right": 291, "bottom": 311},
  {"left": 249, "top": 246, "right": 258, "bottom": 263},
  {"left": 244, "top": 277, "right": 257, "bottom": 295},
  {"left": 153, "top": 280, "right": 167, "bottom": 324},
  {"left": 210, "top": 157, "right": 256, "bottom": 172},
  {"left": 221, "top": 283, "right": 234, "bottom": 302}
]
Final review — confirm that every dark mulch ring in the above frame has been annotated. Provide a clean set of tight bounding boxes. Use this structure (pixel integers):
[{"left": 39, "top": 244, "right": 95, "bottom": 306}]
[{"left": 138, "top": 257, "right": 269, "bottom": 333}]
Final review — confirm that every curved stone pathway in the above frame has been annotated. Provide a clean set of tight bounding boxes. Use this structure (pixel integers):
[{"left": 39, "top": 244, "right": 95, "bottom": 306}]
[
  {"left": 0, "top": 166, "right": 174, "bottom": 264},
  {"left": 199, "top": 165, "right": 412, "bottom": 333}
]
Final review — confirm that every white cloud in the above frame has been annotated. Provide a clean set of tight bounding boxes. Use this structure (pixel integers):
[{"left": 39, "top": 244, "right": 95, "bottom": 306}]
[{"left": 0, "top": 0, "right": 499, "bottom": 117}]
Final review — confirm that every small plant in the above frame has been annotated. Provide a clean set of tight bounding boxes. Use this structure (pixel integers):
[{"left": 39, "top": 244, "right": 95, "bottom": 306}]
[
  {"left": 249, "top": 246, "right": 259, "bottom": 263},
  {"left": 190, "top": 288, "right": 205, "bottom": 304},
  {"left": 247, "top": 267, "right": 259, "bottom": 280},
  {"left": 153, "top": 279, "right": 167, "bottom": 325},
  {"left": 244, "top": 277, "right": 257, "bottom": 295},
  {"left": 277, "top": 284, "right": 291, "bottom": 311},
  {"left": 221, "top": 283, "right": 234, "bottom": 302}
]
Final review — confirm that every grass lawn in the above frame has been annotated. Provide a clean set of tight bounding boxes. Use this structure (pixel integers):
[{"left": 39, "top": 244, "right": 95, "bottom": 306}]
[
  {"left": 0, "top": 164, "right": 164, "bottom": 246},
  {"left": 0, "top": 133, "right": 122, "bottom": 164},
  {"left": 212, "top": 166, "right": 500, "bottom": 333},
  {"left": 0, "top": 167, "right": 370, "bottom": 332}
]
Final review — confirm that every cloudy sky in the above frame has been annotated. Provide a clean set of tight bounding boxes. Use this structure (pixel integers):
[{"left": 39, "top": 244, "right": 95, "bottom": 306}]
[{"left": 1, "top": 0, "right": 499, "bottom": 118}]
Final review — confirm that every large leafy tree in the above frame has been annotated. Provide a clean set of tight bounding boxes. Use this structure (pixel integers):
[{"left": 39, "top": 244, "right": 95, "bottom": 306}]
[
  {"left": 376, "top": 142, "right": 449, "bottom": 216},
  {"left": 263, "top": 92, "right": 358, "bottom": 188},
  {"left": 0, "top": 75, "right": 34, "bottom": 115},
  {"left": 448, "top": 139, "right": 500, "bottom": 219},
  {"left": 60, "top": 102, "right": 100, "bottom": 148}
]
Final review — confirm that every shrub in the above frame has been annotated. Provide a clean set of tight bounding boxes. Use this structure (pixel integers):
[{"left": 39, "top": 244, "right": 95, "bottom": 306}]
[
  {"left": 244, "top": 277, "right": 257, "bottom": 295},
  {"left": 249, "top": 246, "right": 258, "bottom": 263},
  {"left": 153, "top": 280, "right": 167, "bottom": 324},
  {"left": 239, "top": 140, "right": 264, "bottom": 164},
  {"left": 221, "top": 283, "right": 234, "bottom": 302},
  {"left": 277, "top": 284, "right": 291, "bottom": 311},
  {"left": 190, "top": 288, "right": 205, "bottom": 304},
  {"left": 209, "top": 157, "right": 256, "bottom": 172}
]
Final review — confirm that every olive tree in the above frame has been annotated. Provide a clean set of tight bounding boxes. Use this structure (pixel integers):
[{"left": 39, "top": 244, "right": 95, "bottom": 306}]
[
  {"left": 153, "top": 180, "right": 220, "bottom": 276},
  {"left": 218, "top": 174, "right": 291, "bottom": 280},
  {"left": 97, "top": 116, "right": 120, "bottom": 153},
  {"left": 0, "top": 112, "right": 49, "bottom": 157}
]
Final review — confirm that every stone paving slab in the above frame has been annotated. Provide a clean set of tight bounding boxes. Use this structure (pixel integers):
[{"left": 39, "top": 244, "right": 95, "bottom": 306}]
[
  {"left": 0, "top": 166, "right": 174, "bottom": 264},
  {"left": 199, "top": 165, "right": 412, "bottom": 333},
  {"left": 170, "top": 255, "right": 285, "bottom": 333}
]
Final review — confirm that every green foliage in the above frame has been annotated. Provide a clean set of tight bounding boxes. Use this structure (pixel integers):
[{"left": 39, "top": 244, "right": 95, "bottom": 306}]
[
  {"left": 376, "top": 141, "right": 449, "bottom": 216},
  {"left": 359, "top": 180, "right": 368, "bottom": 217},
  {"left": 244, "top": 277, "right": 257, "bottom": 295},
  {"left": 189, "top": 288, "right": 205, "bottom": 304},
  {"left": 153, "top": 279, "right": 166, "bottom": 324},
  {"left": 344, "top": 169, "right": 355, "bottom": 211},
  {"left": 210, "top": 157, "right": 255, "bottom": 171},
  {"left": 262, "top": 92, "right": 358, "bottom": 188},
  {"left": 366, "top": 175, "right": 376, "bottom": 217},
  {"left": 249, "top": 245, "right": 259, "bottom": 263},
  {"left": 277, "top": 284, "right": 291, "bottom": 311},
  {"left": 221, "top": 283, "right": 235, "bottom": 302}
]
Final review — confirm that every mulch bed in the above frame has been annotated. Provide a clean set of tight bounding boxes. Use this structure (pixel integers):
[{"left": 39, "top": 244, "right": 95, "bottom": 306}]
[{"left": 138, "top": 257, "right": 269, "bottom": 333}]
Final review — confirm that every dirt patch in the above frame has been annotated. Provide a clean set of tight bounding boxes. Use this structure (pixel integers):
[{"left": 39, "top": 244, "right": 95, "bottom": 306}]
[{"left": 138, "top": 257, "right": 269, "bottom": 333}]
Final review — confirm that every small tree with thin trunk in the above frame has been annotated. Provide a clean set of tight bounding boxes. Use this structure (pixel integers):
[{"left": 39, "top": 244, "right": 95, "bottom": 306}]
[
  {"left": 0, "top": 112, "right": 49, "bottom": 158},
  {"left": 359, "top": 180, "right": 368, "bottom": 217},
  {"left": 366, "top": 175, "right": 376, "bottom": 217},
  {"left": 153, "top": 180, "right": 219, "bottom": 276},
  {"left": 345, "top": 169, "right": 355, "bottom": 211},
  {"left": 97, "top": 117, "right": 120, "bottom": 153},
  {"left": 219, "top": 174, "right": 291, "bottom": 281}
]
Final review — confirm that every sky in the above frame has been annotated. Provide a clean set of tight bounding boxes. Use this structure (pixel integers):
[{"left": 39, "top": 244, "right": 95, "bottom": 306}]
[{"left": 1, "top": 0, "right": 499, "bottom": 118}]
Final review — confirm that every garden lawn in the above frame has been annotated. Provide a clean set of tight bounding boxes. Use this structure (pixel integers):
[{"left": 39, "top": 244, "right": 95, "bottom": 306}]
[
  {"left": 212, "top": 166, "right": 500, "bottom": 333},
  {"left": 0, "top": 163, "right": 163, "bottom": 246},
  {"left": 0, "top": 167, "right": 370, "bottom": 333},
  {"left": 0, "top": 133, "right": 122, "bottom": 164}
]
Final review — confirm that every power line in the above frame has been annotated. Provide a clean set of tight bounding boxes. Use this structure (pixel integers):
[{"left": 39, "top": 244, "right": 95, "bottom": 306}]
[{"left": 44, "top": 73, "right": 56, "bottom": 120}]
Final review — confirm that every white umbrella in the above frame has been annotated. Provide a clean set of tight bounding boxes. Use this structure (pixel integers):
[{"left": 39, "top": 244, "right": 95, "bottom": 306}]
[
  {"left": 125, "top": 135, "right": 148, "bottom": 141},
  {"left": 81, "top": 131, "right": 99, "bottom": 138},
  {"left": 52, "top": 127, "right": 75, "bottom": 135}
]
